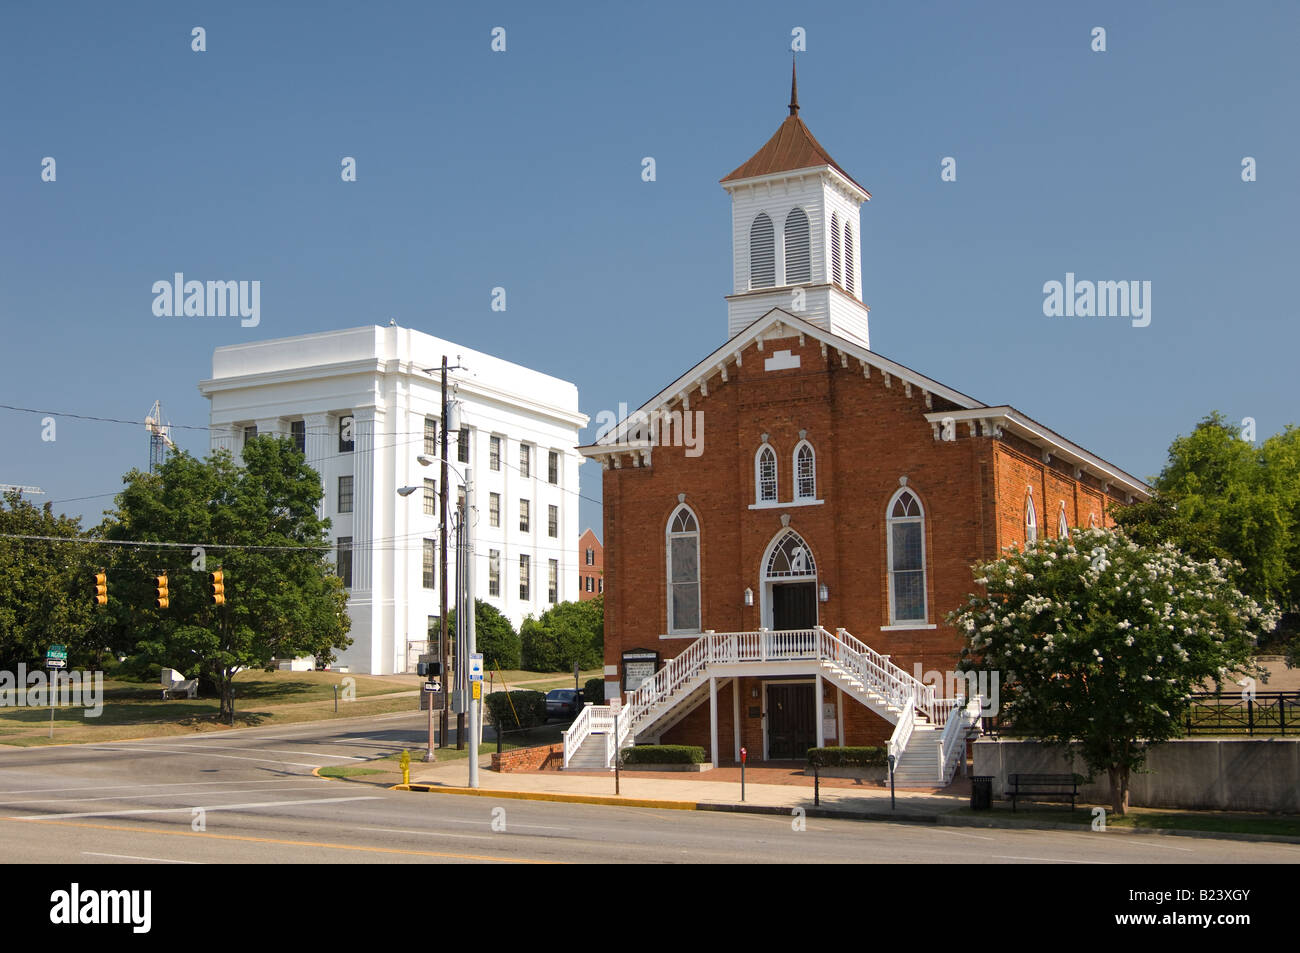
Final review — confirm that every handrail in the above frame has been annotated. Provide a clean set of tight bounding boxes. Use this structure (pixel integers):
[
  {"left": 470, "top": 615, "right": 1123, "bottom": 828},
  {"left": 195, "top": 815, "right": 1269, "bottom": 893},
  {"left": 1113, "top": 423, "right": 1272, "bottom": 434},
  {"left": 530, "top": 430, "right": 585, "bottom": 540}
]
[
  {"left": 938, "top": 694, "right": 983, "bottom": 784},
  {"left": 888, "top": 688, "right": 916, "bottom": 765},
  {"left": 562, "top": 703, "right": 596, "bottom": 768}
]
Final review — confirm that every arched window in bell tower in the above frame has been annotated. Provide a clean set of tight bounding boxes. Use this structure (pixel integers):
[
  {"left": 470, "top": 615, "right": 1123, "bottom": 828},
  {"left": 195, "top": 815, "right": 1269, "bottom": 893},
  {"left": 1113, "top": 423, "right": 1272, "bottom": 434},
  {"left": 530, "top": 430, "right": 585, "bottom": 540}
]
[
  {"left": 784, "top": 208, "right": 810, "bottom": 284},
  {"left": 750, "top": 213, "right": 775, "bottom": 289},
  {"left": 830, "top": 212, "right": 842, "bottom": 286},
  {"left": 843, "top": 222, "right": 855, "bottom": 295}
]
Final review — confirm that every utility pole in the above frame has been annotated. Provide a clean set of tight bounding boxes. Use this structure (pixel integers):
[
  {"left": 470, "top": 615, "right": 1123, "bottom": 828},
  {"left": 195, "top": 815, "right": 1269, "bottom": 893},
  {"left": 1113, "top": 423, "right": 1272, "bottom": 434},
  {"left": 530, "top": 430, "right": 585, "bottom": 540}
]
[
  {"left": 466, "top": 467, "right": 479, "bottom": 788},
  {"left": 438, "top": 356, "right": 451, "bottom": 750}
]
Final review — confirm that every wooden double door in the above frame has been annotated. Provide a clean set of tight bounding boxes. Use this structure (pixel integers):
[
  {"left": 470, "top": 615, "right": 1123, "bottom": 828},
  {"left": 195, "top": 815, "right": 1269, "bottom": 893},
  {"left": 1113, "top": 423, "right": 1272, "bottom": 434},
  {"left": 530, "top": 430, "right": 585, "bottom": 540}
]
[{"left": 767, "top": 682, "right": 816, "bottom": 761}]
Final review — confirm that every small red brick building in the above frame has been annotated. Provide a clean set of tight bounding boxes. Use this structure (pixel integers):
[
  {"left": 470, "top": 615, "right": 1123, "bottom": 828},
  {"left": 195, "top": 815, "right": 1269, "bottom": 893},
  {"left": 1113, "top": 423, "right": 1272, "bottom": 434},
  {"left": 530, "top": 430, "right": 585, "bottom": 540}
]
[
  {"left": 578, "top": 528, "right": 603, "bottom": 601},
  {"left": 573, "top": 69, "right": 1148, "bottom": 777}
]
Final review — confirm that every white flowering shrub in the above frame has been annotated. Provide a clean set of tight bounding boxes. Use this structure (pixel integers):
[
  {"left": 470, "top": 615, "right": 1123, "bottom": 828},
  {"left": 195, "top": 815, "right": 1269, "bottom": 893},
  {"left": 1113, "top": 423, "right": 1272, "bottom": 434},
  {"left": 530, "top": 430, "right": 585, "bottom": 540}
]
[{"left": 949, "top": 527, "right": 1278, "bottom": 813}]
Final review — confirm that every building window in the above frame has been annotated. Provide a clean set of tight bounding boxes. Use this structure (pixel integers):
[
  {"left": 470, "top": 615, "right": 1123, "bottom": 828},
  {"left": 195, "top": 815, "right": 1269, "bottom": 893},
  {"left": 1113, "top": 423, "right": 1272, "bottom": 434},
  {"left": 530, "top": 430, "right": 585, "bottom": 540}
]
[
  {"left": 490, "top": 435, "right": 501, "bottom": 471},
  {"left": 585, "top": 548, "right": 594, "bottom": 566},
  {"left": 887, "top": 489, "right": 926, "bottom": 624},
  {"left": 1058, "top": 502, "right": 1069, "bottom": 540},
  {"left": 548, "top": 559, "right": 558, "bottom": 604},
  {"left": 457, "top": 426, "right": 470, "bottom": 464},
  {"left": 548, "top": 450, "right": 559, "bottom": 485},
  {"left": 489, "top": 550, "right": 500, "bottom": 597},
  {"left": 667, "top": 504, "right": 701, "bottom": 634},
  {"left": 1026, "top": 494, "right": 1038, "bottom": 544},
  {"left": 547, "top": 504, "right": 558, "bottom": 538},
  {"left": 598, "top": 577, "right": 602, "bottom": 594},
  {"left": 749, "top": 212, "right": 775, "bottom": 289},
  {"left": 336, "top": 536, "right": 352, "bottom": 588},
  {"left": 519, "top": 443, "right": 530, "bottom": 478},
  {"left": 424, "top": 416, "right": 438, "bottom": 456},
  {"left": 831, "top": 212, "right": 842, "bottom": 286},
  {"left": 585, "top": 576, "right": 593, "bottom": 592},
  {"left": 424, "top": 478, "right": 436, "bottom": 516},
  {"left": 756, "top": 444, "right": 777, "bottom": 503},
  {"left": 519, "top": 499, "right": 530, "bottom": 532},
  {"left": 794, "top": 440, "right": 816, "bottom": 500},
  {"left": 784, "top": 208, "right": 810, "bottom": 284},
  {"left": 244, "top": 425, "right": 258, "bottom": 444},
  {"left": 844, "top": 222, "right": 855, "bottom": 295},
  {"left": 339, "top": 416, "right": 354, "bottom": 452},
  {"left": 338, "top": 476, "right": 353, "bottom": 513},
  {"left": 519, "top": 554, "right": 530, "bottom": 600},
  {"left": 290, "top": 420, "right": 306, "bottom": 454},
  {"left": 423, "top": 538, "right": 436, "bottom": 589},
  {"left": 489, "top": 492, "right": 500, "bottom": 527}
]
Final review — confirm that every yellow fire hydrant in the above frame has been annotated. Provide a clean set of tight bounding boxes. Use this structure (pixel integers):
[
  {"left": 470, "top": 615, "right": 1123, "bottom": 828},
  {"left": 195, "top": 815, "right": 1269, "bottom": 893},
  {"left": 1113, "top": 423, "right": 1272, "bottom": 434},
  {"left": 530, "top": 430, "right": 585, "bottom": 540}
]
[{"left": 400, "top": 748, "right": 411, "bottom": 786}]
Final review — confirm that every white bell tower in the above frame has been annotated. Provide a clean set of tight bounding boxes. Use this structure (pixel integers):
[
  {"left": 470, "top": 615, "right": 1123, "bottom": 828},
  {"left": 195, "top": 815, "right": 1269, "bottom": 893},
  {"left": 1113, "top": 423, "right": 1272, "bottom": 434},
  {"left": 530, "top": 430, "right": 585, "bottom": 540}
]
[{"left": 720, "top": 62, "right": 872, "bottom": 348}]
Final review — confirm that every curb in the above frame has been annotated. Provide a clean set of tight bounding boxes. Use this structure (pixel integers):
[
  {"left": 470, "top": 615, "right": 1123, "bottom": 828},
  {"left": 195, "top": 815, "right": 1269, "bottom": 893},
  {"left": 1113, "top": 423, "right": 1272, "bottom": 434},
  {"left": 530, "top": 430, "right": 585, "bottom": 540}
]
[{"left": 391, "top": 782, "right": 1300, "bottom": 844}]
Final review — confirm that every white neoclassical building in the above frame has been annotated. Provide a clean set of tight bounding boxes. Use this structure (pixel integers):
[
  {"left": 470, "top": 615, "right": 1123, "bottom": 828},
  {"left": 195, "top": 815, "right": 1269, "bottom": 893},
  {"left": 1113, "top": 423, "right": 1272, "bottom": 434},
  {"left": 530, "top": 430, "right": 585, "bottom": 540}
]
[{"left": 198, "top": 324, "right": 588, "bottom": 674}]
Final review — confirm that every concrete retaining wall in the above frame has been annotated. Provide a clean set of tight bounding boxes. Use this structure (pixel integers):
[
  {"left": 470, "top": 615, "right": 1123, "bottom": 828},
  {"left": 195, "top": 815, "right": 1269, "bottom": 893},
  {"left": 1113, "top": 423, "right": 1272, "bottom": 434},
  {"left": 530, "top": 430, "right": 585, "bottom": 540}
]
[{"left": 973, "top": 738, "right": 1300, "bottom": 812}]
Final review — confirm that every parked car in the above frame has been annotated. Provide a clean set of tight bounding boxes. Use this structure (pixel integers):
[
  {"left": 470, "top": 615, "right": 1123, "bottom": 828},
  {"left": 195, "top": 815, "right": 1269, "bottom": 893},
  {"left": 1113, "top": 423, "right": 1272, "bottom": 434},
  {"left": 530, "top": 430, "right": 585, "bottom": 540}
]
[{"left": 545, "top": 688, "right": 585, "bottom": 720}]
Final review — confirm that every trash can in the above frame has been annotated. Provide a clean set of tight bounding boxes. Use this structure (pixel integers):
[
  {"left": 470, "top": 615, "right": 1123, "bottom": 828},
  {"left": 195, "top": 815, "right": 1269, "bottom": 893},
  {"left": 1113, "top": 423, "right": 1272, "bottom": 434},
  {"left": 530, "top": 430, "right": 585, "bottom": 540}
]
[{"left": 970, "top": 776, "right": 993, "bottom": 811}]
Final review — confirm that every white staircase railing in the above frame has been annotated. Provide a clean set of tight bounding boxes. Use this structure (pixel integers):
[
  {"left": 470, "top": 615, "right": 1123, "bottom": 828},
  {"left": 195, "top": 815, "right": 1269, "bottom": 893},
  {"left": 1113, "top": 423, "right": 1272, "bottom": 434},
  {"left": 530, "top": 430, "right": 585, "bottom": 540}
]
[
  {"left": 564, "top": 625, "right": 966, "bottom": 770},
  {"left": 937, "top": 694, "right": 984, "bottom": 784}
]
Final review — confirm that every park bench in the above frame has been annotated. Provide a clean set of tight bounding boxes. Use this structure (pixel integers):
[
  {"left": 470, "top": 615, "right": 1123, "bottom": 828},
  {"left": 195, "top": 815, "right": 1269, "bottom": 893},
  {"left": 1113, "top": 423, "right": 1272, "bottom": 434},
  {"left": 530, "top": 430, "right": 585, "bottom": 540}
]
[
  {"left": 160, "top": 667, "right": 199, "bottom": 700},
  {"left": 1006, "top": 773, "right": 1081, "bottom": 812}
]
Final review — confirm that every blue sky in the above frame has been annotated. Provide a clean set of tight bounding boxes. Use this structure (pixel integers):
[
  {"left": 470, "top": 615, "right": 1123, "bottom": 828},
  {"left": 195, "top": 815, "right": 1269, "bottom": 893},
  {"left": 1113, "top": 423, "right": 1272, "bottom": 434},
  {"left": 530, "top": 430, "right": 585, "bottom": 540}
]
[{"left": 2, "top": 1, "right": 1296, "bottom": 539}]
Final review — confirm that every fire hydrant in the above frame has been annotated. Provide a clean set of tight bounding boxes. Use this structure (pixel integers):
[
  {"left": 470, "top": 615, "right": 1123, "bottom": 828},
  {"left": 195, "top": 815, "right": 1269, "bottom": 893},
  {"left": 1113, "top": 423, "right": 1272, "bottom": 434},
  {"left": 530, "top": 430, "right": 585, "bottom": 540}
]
[{"left": 400, "top": 748, "right": 411, "bottom": 786}]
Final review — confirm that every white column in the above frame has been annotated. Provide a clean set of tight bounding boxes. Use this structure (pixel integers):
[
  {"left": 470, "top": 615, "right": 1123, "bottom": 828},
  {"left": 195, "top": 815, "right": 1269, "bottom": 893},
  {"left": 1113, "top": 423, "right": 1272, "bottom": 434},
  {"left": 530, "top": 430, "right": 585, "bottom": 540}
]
[
  {"left": 732, "top": 677, "right": 741, "bottom": 762},
  {"left": 351, "top": 408, "right": 377, "bottom": 592},
  {"left": 815, "top": 671, "right": 824, "bottom": 750},
  {"left": 254, "top": 416, "right": 285, "bottom": 439},
  {"left": 302, "top": 413, "right": 332, "bottom": 518},
  {"left": 709, "top": 676, "right": 719, "bottom": 769}
]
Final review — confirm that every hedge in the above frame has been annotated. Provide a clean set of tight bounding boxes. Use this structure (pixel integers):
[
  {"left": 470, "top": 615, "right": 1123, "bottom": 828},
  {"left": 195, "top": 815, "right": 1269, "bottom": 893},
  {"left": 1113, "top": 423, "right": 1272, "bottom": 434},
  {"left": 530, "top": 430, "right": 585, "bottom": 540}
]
[
  {"left": 583, "top": 676, "right": 605, "bottom": 706},
  {"left": 620, "top": 745, "right": 706, "bottom": 765},
  {"left": 484, "top": 690, "right": 547, "bottom": 730},
  {"left": 806, "top": 746, "right": 888, "bottom": 768}
]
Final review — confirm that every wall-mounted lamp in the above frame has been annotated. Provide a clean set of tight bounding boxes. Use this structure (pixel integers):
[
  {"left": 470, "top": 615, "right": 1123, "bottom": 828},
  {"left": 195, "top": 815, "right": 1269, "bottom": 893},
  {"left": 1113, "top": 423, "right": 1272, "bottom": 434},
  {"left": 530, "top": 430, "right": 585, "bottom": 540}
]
[
  {"left": 818, "top": 584, "right": 829, "bottom": 603},
  {"left": 744, "top": 587, "right": 754, "bottom": 607}
]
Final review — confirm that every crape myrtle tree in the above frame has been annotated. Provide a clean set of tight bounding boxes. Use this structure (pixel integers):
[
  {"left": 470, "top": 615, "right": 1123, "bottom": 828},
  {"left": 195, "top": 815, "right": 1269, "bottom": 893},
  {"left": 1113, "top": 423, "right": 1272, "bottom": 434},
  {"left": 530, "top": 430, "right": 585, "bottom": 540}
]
[
  {"left": 949, "top": 527, "right": 1277, "bottom": 814},
  {"left": 101, "top": 438, "right": 351, "bottom": 722},
  {"left": 520, "top": 596, "right": 603, "bottom": 672}
]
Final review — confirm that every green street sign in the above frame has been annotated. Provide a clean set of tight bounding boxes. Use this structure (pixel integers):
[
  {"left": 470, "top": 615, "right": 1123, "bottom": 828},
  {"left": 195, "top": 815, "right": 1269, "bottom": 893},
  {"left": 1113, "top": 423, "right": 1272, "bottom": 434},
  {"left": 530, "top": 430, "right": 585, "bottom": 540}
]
[{"left": 46, "top": 644, "right": 68, "bottom": 661}]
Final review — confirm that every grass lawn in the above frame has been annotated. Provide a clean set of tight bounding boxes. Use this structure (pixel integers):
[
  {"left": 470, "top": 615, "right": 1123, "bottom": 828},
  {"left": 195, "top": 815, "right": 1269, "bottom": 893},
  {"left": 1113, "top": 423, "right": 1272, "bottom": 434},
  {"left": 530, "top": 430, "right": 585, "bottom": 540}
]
[{"left": 958, "top": 802, "right": 1300, "bottom": 838}]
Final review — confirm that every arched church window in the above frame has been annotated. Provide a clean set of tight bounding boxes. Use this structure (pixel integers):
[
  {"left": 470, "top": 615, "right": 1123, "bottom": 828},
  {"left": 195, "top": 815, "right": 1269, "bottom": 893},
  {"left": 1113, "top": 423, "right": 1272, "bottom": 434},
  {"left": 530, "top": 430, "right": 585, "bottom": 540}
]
[
  {"left": 667, "top": 504, "right": 701, "bottom": 634},
  {"left": 1025, "top": 494, "right": 1038, "bottom": 544},
  {"left": 1058, "top": 502, "right": 1069, "bottom": 540},
  {"left": 755, "top": 445, "right": 777, "bottom": 504},
  {"left": 794, "top": 441, "right": 816, "bottom": 501},
  {"left": 887, "top": 488, "right": 926, "bottom": 624},
  {"left": 750, "top": 213, "right": 775, "bottom": 289},
  {"left": 784, "top": 208, "right": 811, "bottom": 284}
]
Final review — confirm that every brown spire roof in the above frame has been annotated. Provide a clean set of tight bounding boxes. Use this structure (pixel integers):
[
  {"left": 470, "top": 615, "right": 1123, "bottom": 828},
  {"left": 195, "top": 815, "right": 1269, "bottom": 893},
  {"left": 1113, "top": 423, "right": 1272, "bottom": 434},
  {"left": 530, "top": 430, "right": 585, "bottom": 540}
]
[{"left": 721, "top": 60, "right": 869, "bottom": 195}]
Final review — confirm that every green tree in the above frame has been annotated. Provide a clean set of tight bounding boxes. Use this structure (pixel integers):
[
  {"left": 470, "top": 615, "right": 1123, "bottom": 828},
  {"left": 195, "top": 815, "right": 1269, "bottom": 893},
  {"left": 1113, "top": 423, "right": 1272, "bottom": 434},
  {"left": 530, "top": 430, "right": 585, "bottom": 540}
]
[
  {"left": 1114, "top": 412, "right": 1300, "bottom": 662},
  {"left": 520, "top": 596, "right": 603, "bottom": 672},
  {"left": 0, "top": 492, "right": 102, "bottom": 669},
  {"left": 949, "top": 527, "right": 1276, "bottom": 815},
  {"left": 102, "top": 439, "right": 351, "bottom": 722},
  {"left": 446, "top": 599, "right": 521, "bottom": 671}
]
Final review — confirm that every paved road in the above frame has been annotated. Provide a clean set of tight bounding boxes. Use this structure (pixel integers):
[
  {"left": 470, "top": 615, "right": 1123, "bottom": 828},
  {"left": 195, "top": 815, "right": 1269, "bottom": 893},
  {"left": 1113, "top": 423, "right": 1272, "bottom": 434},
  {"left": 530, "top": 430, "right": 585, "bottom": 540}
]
[{"left": 1, "top": 713, "right": 1295, "bottom": 864}]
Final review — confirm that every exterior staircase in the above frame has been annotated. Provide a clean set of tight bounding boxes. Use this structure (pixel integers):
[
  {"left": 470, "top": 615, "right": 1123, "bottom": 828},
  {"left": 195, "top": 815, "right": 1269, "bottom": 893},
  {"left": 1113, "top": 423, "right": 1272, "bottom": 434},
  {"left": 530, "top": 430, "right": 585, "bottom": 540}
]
[{"left": 562, "top": 626, "right": 984, "bottom": 785}]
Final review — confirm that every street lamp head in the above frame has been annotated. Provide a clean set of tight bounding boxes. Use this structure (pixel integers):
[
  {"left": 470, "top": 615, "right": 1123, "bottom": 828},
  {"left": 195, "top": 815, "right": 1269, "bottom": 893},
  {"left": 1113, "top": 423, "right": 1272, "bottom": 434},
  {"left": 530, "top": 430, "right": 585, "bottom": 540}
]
[
  {"left": 417, "top": 455, "right": 434, "bottom": 467},
  {"left": 397, "top": 486, "right": 418, "bottom": 497}
]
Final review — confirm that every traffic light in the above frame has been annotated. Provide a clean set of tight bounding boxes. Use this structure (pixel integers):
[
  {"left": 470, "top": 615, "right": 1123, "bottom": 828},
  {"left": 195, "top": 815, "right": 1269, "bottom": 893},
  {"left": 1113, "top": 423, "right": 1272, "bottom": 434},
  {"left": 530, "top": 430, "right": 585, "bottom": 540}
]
[
  {"left": 209, "top": 570, "right": 225, "bottom": 606},
  {"left": 417, "top": 661, "right": 442, "bottom": 678},
  {"left": 92, "top": 572, "right": 107, "bottom": 606},
  {"left": 154, "top": 573, "right": 169, "bottom": 610}
]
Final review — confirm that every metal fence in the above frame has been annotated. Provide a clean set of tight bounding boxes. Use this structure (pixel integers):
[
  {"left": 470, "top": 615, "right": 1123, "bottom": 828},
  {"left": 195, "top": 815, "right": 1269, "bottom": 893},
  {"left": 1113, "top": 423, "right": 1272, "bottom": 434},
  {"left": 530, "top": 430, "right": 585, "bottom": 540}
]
[{"left": 1184, "top": 691, "right": 1296, "bottom": 737}]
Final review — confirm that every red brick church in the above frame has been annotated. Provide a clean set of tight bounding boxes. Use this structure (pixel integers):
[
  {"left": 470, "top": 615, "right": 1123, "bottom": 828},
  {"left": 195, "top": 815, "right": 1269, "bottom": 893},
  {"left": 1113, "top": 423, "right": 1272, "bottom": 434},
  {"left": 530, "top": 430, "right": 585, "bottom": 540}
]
[{"left": 572, "top": 66, "right": 1149, "bottom": 781}]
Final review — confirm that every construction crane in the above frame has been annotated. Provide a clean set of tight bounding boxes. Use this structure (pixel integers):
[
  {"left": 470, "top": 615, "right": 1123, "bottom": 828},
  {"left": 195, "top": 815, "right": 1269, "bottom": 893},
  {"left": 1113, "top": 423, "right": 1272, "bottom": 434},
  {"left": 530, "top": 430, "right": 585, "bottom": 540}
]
[{"left": 145, "top": 401, "right": 175, "bottom": 474}]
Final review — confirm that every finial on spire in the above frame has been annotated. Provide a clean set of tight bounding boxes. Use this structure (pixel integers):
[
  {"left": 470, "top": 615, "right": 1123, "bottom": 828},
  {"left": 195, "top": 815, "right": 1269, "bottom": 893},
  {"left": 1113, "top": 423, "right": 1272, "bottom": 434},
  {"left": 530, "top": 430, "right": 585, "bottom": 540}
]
[{"left": 789, "top": 56, "right": 799, "bottom": 116}]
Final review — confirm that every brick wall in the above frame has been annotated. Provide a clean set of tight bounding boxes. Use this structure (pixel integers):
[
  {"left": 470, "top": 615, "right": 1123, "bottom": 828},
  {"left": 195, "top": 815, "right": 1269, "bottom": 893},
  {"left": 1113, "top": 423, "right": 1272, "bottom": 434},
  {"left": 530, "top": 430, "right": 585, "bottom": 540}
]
[{"left": 491, "top": 742, "right": 565, "bottom": 772}]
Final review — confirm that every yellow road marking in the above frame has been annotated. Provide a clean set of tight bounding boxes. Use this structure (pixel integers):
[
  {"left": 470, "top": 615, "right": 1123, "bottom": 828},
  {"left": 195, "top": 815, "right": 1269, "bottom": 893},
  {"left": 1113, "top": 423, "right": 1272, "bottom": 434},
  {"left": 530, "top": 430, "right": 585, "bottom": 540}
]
[{"left": 6, "top": 816, "right": 554, "bottom": 864}]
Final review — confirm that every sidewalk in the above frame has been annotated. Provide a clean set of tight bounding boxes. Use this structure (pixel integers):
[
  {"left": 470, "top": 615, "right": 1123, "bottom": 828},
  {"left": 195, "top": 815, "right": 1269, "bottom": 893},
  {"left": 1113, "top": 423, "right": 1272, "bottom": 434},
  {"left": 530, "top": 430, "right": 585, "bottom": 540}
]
[{"left": 403, "top": 758, "right": 968, "bottom": 818}]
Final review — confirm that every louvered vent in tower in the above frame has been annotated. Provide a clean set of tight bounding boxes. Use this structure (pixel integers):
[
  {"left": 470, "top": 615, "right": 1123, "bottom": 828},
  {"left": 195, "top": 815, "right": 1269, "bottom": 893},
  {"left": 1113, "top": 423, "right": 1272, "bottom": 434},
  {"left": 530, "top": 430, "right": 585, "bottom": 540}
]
[
  {"left": 750, "top": 213, "right": 775, "bottom": 288},
  {"left": 783, "top": 208, "right": 810, "bottom": 284},
  {"left": 830, "top": 212, "right": 841, "bottom": 286}
]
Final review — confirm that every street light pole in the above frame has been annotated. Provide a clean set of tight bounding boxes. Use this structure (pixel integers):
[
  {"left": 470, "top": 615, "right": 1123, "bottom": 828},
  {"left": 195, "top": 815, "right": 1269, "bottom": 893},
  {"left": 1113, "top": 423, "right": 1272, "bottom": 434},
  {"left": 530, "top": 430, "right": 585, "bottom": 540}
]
[{"left": 465, "top": 467, "right": 479, "bottom": 789}]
